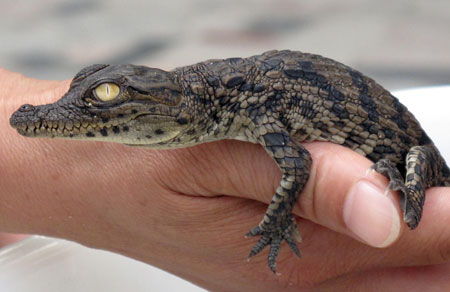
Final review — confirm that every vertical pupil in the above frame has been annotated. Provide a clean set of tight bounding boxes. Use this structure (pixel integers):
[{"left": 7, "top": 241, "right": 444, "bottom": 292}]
[{"left": 106, "top": 84, "right": 110, "bottom": 96}]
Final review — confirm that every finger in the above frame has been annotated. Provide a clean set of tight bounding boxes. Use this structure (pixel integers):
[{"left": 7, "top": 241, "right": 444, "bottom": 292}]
[
  {"left": 390, "top": 187, "right": 450, "bottom": 266},
  {"left": 163, "top": 140, "right": 403, "bottom": 247},
  {"left": 282, "top": 143, "right": 450, "bottom": 267},
  {"left": 300, "top": 142, "right": 403, "bottom": 248},
  {"left": 162, "top": 140, "right": 450, "bottom": 265},
  {"left": 317, "top": 263, "right": 450, "bottom": 291}
]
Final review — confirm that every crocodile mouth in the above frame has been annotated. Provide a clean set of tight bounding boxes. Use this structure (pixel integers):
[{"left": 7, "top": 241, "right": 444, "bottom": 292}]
[
  {"left": 14, "top": 119, "right": 127, "bottom": 138},
  {"left": 10, "top": 99, "right": 180, "bottom": 142},
  {"left": 12, "top": 113, "right": 174, "bottom": 140}
]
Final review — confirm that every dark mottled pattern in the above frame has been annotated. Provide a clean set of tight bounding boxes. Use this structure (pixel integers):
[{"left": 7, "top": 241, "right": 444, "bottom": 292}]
[{"left": 9, "top": 50, "right": 450, "bottom": 273}]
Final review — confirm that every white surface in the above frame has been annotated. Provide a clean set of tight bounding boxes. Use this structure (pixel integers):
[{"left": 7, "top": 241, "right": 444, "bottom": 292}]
[
  {"left": 0, "top": 87, "right": 448, "bottom": 291},
  {"left": 0, "top": 236, "right": 206, "bottom": 292}
]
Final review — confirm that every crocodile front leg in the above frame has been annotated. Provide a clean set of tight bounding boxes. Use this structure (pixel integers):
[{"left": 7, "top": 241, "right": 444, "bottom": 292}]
[{"left": 246, "top": 124, "right": 312, "bottom": 273}]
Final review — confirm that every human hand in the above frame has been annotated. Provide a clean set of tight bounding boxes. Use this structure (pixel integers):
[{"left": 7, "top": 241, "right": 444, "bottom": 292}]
[{"left": 1, "top": 69, "right": 449, "bottom": 291}]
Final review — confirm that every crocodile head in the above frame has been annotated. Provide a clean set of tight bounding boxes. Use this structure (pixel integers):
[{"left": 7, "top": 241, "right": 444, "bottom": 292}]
[{"left": 10, "top": 64, "right": 192, "bottom": 146}]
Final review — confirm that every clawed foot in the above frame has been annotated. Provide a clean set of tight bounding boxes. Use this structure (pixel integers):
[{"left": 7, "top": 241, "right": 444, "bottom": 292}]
[
  {"left": 370, "top": 159, "right": 421, "bottom": 229},
  {"left": 246, "top": 215, "right": 302, "bottom": 273}
]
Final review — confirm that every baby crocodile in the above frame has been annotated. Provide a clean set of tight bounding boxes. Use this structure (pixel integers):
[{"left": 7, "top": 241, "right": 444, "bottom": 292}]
[{"left": 10, "top": 50, "right": 450, "bottom": 273}]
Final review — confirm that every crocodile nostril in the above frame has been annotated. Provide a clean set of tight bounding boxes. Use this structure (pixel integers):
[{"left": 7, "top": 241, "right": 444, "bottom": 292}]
[{"left": 19, "top": 104, "right": 34, "bottom": 112}]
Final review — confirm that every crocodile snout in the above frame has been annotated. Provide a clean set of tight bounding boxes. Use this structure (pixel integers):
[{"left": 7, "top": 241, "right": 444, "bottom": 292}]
[{"left": 10, "top": 104, "right": 37, "bottom": 128}]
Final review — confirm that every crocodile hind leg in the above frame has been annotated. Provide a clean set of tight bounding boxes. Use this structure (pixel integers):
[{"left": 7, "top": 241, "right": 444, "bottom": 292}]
[
  {"left": 371, "top": 145, "right": 445, "bottom": 229},
  {"left": 246, "top": 130, "right": 312, "bottom": 273}
]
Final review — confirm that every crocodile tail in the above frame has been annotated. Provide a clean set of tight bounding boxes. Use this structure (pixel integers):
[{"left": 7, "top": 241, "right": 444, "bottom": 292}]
[{"left": 441, "top": 163, "right": 450, "bottom": 187}]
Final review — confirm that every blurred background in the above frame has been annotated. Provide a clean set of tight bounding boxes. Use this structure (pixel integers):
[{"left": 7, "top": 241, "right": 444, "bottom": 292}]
[
  {"left": 1, "top": 0, "right": 449, "bottom": 90},
  {"left": 0, "top": 0, "right": 449, "bottom": 290}
]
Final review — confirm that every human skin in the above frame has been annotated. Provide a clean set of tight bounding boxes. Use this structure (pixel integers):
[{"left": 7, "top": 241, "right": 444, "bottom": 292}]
[{"left": 1, "top": 68, "right": 449, "bottom": 291}]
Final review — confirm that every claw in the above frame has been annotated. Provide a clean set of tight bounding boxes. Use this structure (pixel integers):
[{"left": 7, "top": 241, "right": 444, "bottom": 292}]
[
  {"left": 365, "top": 166, "right": 376, "bottom": 176},
  {"left": 285, "top": 235, "right": 301, "bottom": 258},
  {"left": 248, "top": 235, "right": 270, "bottom": 258},
  {"left": 268, "top": 238, "right": 281, "bottom": 273},
  {"left": 404, "top": 213, "right": 419, "bottom": 229},
  {"left": 245, "top": 225, "right": 262, "bottom": 238},
  {"left": 404, "top": 199, "right": 421, "bottom": 229},
  {"left": 293, "top": 227, "right": 302, "bottom": 243},
  {"left": 246, "top": 216, "right": 303, "bottom": 272}
]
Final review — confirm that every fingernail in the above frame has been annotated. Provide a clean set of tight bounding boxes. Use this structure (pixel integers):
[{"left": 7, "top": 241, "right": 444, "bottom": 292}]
[{"left": 343, "top": 180, "right": 401, "bottom": 247}]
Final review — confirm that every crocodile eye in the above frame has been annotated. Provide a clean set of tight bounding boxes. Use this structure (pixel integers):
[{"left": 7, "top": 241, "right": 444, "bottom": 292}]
[{"left": 94, "top": 83, "right": 120, "bottom": 101}]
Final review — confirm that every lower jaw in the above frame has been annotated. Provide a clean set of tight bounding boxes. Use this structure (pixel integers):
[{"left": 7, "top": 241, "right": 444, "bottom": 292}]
[{"left": 16, "top": 125, "right": 96, "bottom": 139}]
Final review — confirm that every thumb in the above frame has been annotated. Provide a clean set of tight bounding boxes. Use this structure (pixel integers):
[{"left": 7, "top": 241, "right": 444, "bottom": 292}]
[
  {"left": 299, "top": 142, "right": 403, "bottom": 248},
  {"left": 161, "top": 140, "right": 403, "bottom": 248}
]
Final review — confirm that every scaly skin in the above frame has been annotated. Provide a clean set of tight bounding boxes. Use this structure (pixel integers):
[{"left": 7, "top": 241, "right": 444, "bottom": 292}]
[{"left": 9, "top": 50, "right": 450, "bottom": 273}]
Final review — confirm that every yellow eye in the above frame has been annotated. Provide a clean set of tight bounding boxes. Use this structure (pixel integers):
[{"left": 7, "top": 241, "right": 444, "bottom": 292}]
[{"left": 94, "top": 83, "right": 120, "bottom": 101}]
